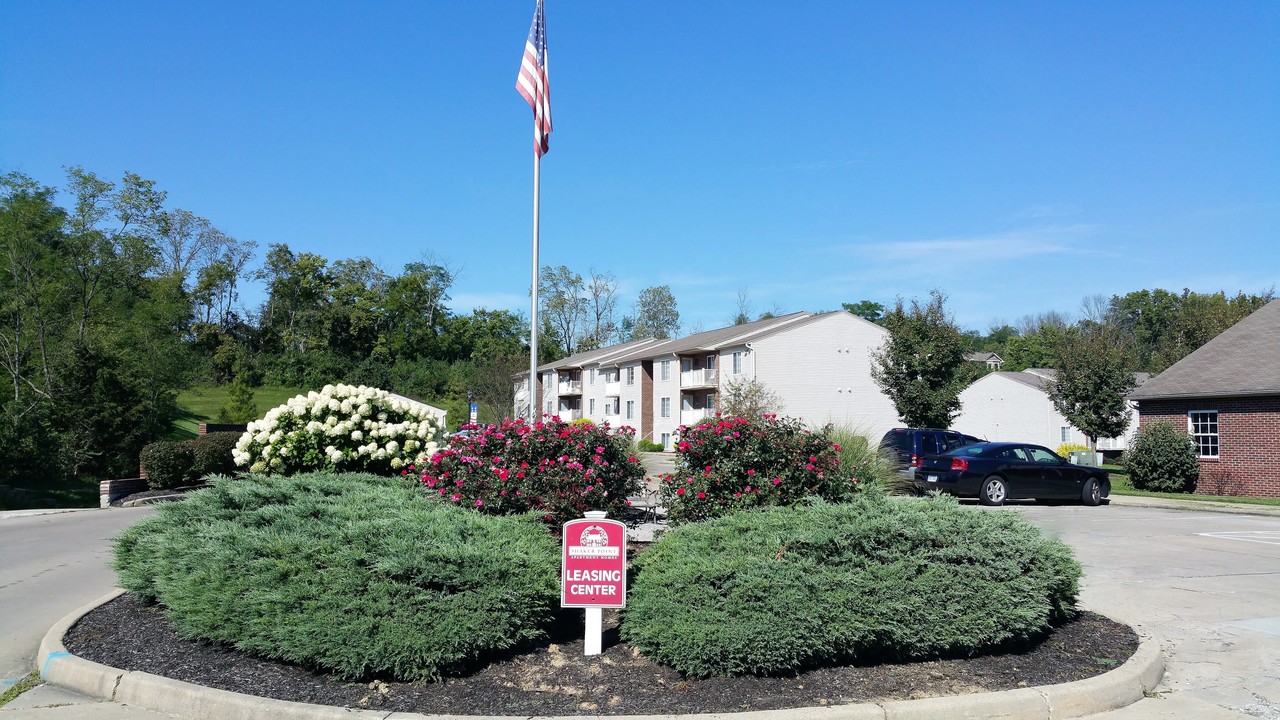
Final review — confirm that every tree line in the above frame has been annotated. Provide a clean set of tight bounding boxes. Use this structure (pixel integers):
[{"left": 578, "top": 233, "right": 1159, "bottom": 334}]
[
  {"left": 0, "top": 168, "right": 696, "bottom": 489},
  {"left": 4, "top": 166, "right": 1271, "bottom": 488},
  {"left": 866, "top": 287, "right": 1273, "bottom": 448}
]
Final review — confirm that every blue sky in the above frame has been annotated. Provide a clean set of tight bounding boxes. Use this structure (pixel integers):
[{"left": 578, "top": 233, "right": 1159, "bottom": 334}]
[{"left": 2, "top": 1, "right": 1276, "bottom": 333}]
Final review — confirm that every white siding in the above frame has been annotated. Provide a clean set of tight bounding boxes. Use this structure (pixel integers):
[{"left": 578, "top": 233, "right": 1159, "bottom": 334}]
[
  {"left": 749, "top": 313, "right": 900, "bottom": 438},
  {"left": 651, "top": 356, "right": 681, "bottom": 448},
  {"left": 953, "top": 373, "right": 1138, "bottom": 450},
  {"left": 617, "top": 361, "right": 644, "bottom": 432}
]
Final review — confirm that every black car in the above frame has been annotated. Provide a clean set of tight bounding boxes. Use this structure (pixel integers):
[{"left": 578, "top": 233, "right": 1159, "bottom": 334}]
[
  {"left": 915, "top": 442, "right": 1110, "bottom": 506},
  {"left": 879, "top": 428, "right": 984, "bottom": 480}
]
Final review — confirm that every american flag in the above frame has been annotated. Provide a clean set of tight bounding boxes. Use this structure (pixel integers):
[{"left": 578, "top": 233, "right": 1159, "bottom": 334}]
[{"left": 516, "top": 0, "right": 552, "bottom": 156}]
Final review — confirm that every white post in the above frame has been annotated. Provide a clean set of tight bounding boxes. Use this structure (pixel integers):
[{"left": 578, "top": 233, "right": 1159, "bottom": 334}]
[
  {"left": 528, "top": 153, "right": 540, "bottom": 420},
  {"left": 584, "top": 607, "right": 603, "bottom": 656},
  {"left": 583, "top": 509, "right": 607, "bottom": 657}
]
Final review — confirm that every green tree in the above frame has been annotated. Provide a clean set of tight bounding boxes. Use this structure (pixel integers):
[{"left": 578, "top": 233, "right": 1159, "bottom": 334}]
[
  {"left": 719, "top": 377, "right": 785, "bottom": 418},
  {"left": 1048, "top": 323, "right": 1137, "bottom": 449},
  {"left": 871, "top": 290, "right": 967, "bottom": 428},
  {"left": 630, "top": 285, "right": 680, "bottom": 340},
  {"left": 842, "top": 300, "right": 885, "bottom": 324},
  {"left": 538, "top": 265, "right": 587, "bottom": 356}
]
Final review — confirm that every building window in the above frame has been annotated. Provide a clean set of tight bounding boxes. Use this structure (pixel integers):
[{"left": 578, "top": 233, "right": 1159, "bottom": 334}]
[
  {"left": 660, "top": 397, "right": 671, "bottom": 418},
  {"left": 706, "top": 354, "right": 716, "bottom": 369},
  {"left": 626, "top": 400, "right": 634, "bottom": 419},
  {"left": 589, "top": 368, "right": 596, "bottom": 385},
  {"left": 626, "top": 366, "right": 635, "bottom": 385},
  {"left": 1188, "top": 410, "right": 1219, "bottom": 458},
  {"left": 1061, "top": 427, "right": 1070, "bottom": 443},
  {"left": 660, "top": 360, "right": 670, "bottom": 381},
  {"left": 706, "top": 393, "right": 716, "bottom": 411},
  {"left": 589, "top": 398, "right": 596, "bottom": 415},
  {"left": 660, "top": 432, "right": 670, "bottom": 448},
  {"left": 546, "top": 401, "right": 552, "bottom": 414},
  {"left": 732, "top": 351, "right": 743, "bottom": 375}
]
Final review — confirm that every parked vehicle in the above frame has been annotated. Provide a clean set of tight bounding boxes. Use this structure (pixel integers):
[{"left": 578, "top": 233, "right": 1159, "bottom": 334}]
[
  {"left": 915, "top": 442, "right": 1110, "bottom": 506},
  {"left": 879, "top": 428, "right": 984, "bottom": 480}
]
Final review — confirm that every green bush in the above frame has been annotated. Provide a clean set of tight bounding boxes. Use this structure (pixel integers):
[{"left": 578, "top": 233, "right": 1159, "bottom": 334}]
[
  {"left": 138, "top": 441, "right": 195, "bottom": 490},
  {"left": 659, "top": 415, "right": 847, "bottom": 523},
  {"left": 1126, "top": 420, "right": 1199, "bottom": 493},
  {"left": 189, "top": 432, "right": 241, "bottom": 480},
  {"left": 420, "top": 417, "right": 644, "bottom": 528},
  {"left": 636, "top": 439, "right": 665, "bottom": 452},
  {"left": 113, "top": 472, "right": 561, "bottom": 681},
  {"left": 828, "top": 426, "right": 898, "bottom": 490},
  {"left": 621, "top": 495, "right": 1081, "bottom": 676}
]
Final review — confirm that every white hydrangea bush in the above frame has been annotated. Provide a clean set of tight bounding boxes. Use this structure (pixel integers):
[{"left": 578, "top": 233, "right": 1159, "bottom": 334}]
[{"left": 233, "top": 384, "right": 444, "bottom": 475}]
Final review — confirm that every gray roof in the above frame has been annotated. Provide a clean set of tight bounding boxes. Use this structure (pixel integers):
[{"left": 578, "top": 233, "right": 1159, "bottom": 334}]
[
  {"left": 535, "top": 337, "right": 660, "bottom": 372},
  {"left": 966, "top": 352, "right": 1003, "bottom": 362},
  {"left": 1130, "top": 299, "right": 1280, "bottom": 401},
  {"left": 997, "top": 370, "right": 1054, "bottom": 392},
  {"left": 596, "top": 312, "right": 813, "bottom": 367},
  {"left": 987, "top": 368, "right": 1150, "bottom": 396}
]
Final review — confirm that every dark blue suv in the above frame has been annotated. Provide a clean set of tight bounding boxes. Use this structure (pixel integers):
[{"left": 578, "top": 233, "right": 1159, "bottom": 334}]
[{"left": 878, "top": 428, "right": 984, "bottom": 481}]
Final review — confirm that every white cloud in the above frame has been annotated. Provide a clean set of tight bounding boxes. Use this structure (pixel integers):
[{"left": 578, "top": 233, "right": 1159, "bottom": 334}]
[{"left": 860, "top": 225, "right": 1104, "bottom": 263}]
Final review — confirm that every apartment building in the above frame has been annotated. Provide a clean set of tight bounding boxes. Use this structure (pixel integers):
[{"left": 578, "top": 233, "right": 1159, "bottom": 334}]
[{"left": 516, "top": 311, "right": 900, "bottom": 448}]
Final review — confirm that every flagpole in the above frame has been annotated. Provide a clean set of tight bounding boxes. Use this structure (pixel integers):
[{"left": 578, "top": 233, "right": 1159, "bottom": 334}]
[{"left": 529, "top": 152, "right": 541, "bottom": 420}]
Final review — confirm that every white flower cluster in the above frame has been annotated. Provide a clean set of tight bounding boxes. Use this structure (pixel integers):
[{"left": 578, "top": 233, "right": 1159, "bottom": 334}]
[{"left": 232, "top": 384, "right": 444, "bottom": 475}]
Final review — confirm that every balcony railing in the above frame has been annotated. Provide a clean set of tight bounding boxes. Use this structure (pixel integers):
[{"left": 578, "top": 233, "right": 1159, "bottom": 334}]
[
  {"left": 680, "top": 408, "right": 713, "bottom": 425},
  {"left": 680, "top": 368, "right": 718, "bottom": 388},
  {"left": 558, "top": 408, "right": 583, "bottom": 420},
  {"left": 604, "top": 381, "right": 621, "bottom": 396},
  {"left": 557, "top": 380, "right": 582, "bottom": 395}
]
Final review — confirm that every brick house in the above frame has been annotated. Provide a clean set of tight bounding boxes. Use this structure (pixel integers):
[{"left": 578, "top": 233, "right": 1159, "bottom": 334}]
[{"left": 1129, "top": 299, "right": 1280, "bottom": 498}]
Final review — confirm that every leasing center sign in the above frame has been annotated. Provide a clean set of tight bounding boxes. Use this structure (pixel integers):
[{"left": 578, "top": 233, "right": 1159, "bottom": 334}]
[{"left": 561, "top": 516, "right": 626, "bottom": 608}]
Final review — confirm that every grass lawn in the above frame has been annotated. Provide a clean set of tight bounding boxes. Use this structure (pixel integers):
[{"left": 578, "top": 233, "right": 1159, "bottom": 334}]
[
  {"left": 1104, "top": 465, "right": 1280, "bottom": 507},
  {"left": 171, "top": 385, "right": 307, "bottom": 439}
]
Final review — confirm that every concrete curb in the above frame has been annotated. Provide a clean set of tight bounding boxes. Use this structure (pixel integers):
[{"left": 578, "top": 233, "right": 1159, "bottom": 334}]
[
  {"left": 1106, "top": 494, "right": 1280, "bottom": 517},
  {"left": 38, "top": 592, "right": 1163, "bottom": 720}
]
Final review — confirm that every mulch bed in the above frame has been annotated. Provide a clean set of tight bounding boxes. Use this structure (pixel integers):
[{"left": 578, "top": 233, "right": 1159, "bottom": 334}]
[{"left": 66, "top": 593, "right": 1137, "bottom": 716}]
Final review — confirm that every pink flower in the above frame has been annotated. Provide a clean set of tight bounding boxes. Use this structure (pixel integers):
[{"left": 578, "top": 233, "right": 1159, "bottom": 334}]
[
  {"left": 595, "top": 446, "right": 605, "bottom": 453},
  {"left": 747, "top": 469, "right": 755, "bottom": 476},
  {"left": 805, "top": 464, "right": 815, "bottom": 471},
  {"left": 676, "top": 487, "right": 686, "bottom": 496},
  {"left": 696, "top": 492, "right": 706, "bottom": 499},
  {"left": 474, "top": 499, "right": 483, "bottom": 507},
  {"left": 773, "top": 477, "right": 782, "bottom": 485}
]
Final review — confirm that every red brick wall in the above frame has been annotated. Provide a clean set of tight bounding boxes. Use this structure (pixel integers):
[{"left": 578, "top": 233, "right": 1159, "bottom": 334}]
[{"left": 1137, "top": 395, "right": 1280, "bottom": 498}]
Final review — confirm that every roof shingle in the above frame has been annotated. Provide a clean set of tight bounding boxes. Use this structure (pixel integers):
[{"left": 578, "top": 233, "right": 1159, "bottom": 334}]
[{"left": 1130, "top": 299, "right": 1280, "bottom": 401}]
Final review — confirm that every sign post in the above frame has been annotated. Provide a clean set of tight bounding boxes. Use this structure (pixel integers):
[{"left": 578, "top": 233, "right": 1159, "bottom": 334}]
[{"left": 561, "top": 510, "right": 626, "bottom": 656}]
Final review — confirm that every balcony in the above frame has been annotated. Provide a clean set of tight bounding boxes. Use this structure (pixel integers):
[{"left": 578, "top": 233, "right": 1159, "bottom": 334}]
[
  {"left": 557, "top": 380, "right": 582, "bottom": 395},
  {"left": 680, "top": 408, "right": 714, "bottom": 425},
  {"left": 604, "top": 381, "right": 621, "bottom": 397},
  {"left": 680, "top": 368, "right": 718, "bottom": 388},
  {"left": 558, "top": 408, "right": 583, "bottom": 420}
]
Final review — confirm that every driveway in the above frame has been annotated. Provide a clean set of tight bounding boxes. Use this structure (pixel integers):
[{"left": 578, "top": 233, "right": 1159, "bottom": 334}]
[
  {"left": 1010, "top": 501, "right": 1280, "bottom": 719},
  {"left": 0, "top": 508, "right": 152, "bottom": 687}
]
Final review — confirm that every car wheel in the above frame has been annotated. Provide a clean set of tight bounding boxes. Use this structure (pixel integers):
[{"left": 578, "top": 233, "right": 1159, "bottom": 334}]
[
  {"left": 979, "top": 476, "right": 1007, "bottom": 506},
  {"left": 1082, "top": 478, "right": 1103, "bottom": 506}
]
